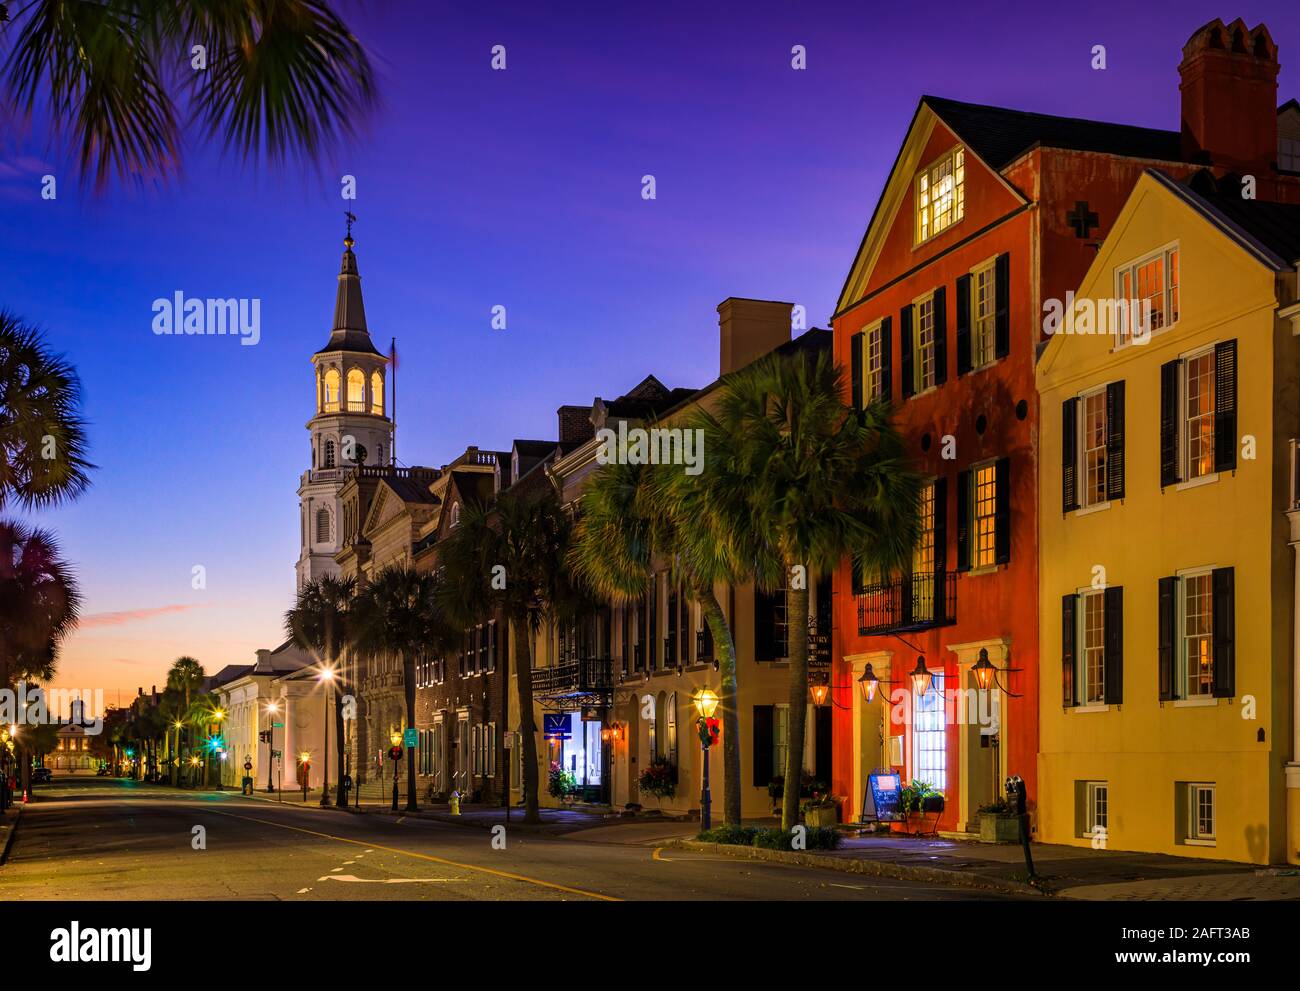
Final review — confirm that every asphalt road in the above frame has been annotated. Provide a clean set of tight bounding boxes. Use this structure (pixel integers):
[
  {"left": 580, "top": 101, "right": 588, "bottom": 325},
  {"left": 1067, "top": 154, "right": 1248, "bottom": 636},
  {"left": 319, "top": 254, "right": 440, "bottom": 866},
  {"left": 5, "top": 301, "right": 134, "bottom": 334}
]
[{"left": 1, "top": 775, "right": 1020, "bottom": 901}]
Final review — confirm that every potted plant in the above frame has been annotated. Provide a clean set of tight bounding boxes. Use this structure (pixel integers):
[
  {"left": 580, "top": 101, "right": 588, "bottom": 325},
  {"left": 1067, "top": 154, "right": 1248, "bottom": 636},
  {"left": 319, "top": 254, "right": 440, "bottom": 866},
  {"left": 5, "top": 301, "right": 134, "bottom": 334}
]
[
  {"left": 548, "top": 761, "right": 577, "bottom": 802},
  {"left": 895, "top": 779, "right": 943, "bottom": 834},
  {"left": 800, "top": 789, "right": 844, "bottom": 828},
  {"left": 638, "top": 758, "right": 677, "bottom": 800},
  {"left": 977, "top": 797, "right": 1021, "bottom": 843}
]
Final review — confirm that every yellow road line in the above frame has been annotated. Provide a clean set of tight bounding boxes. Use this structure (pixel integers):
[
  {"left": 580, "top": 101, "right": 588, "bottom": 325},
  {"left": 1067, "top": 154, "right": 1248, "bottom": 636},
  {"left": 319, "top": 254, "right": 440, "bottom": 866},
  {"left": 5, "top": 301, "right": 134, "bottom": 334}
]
[{"left": 207, "top": 808, "right": 620, "bottom": 901}]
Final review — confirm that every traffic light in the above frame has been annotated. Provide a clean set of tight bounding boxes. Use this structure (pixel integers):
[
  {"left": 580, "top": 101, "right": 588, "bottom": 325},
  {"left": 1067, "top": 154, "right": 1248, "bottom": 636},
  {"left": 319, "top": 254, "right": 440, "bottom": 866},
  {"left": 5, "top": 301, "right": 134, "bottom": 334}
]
[
  {"left": 388, "top": 746, "right": 403, "bottom": 761},
  {"left": 258, "top": 730, "right": 271, "bottom": 744}
]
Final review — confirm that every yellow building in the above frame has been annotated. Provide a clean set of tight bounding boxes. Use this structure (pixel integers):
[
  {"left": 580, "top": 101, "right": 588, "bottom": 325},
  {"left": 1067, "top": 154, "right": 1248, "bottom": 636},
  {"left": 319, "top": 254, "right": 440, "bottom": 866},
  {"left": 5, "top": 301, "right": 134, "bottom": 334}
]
[{"left": 1037, "top": 169, "right": 1300, "bottom": 864}]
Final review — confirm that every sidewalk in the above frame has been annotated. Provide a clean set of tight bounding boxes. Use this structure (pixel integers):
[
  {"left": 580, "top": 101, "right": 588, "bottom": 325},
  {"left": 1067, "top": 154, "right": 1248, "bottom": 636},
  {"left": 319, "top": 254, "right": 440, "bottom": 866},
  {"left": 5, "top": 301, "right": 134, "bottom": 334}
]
[{"left": 673, "top": 830, "right": 1300, "bottom": 899}]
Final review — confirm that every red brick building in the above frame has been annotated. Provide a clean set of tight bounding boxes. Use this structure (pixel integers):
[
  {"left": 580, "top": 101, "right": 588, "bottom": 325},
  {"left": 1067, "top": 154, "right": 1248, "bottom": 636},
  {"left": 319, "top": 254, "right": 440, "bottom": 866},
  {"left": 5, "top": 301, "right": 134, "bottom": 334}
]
[{"left": 830, "top": 17, "right": 1300, "bottom": 834}]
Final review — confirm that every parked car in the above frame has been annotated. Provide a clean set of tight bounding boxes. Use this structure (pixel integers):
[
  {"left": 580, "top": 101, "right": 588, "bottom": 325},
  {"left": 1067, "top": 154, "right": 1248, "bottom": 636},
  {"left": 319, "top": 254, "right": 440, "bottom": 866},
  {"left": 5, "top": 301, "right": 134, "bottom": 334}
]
[{"left": 31, "top": 767, "right": 53, "bottom": 784}]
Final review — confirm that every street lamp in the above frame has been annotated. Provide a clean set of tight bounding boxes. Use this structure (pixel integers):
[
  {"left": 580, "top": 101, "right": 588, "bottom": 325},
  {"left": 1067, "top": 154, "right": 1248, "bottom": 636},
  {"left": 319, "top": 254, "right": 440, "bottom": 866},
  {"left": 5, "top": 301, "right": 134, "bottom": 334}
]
[
  {"left": 388, "top": 730, "right": 402, "bottom": 812},
  {"left": 264, "top": 701, "right": 280, "bottom": 793},
  {"left": 692, "top": 688, "right": 720, "bottom": 832},
  {"left": 857, "top": 664, "right": 881, "bottom": 703},
  {"left": 809, "top": 680, "right": 830, "bottom": 707},
  {"left": 211, "top": 709, "right": 225, "bottom": 790},
  {"left": 909, "top": 656, "right": 933, "bottom": 698},
  {"left": 318, "top": 667, "right": 336, "bottom": 807}
]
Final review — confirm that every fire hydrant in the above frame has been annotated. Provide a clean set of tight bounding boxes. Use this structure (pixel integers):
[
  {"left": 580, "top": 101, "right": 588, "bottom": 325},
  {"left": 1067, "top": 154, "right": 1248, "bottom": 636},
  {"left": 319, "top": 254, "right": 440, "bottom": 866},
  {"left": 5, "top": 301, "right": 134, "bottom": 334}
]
[{"left": 449, "top": 790, "right": 461, "bottom": 815}]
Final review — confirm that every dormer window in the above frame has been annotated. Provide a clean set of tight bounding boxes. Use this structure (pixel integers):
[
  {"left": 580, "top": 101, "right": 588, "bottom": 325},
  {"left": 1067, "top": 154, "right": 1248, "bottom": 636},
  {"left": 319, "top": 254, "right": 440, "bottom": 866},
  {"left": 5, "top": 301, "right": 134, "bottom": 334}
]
[{"left": 915, "top": 146, "right": 965, "bottom": 245}]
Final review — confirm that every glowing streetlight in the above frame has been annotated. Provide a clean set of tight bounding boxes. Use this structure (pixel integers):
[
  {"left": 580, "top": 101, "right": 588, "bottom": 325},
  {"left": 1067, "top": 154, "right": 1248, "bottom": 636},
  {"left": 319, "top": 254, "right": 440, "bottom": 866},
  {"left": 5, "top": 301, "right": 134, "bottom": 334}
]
[
  {"left": 318, "top": 667, "right": 337, "bottom": 807},
  {"left": 692, "top": 687, "right": 720, "bottom": 719},
  {"left": 857, "top": 664, "right": 881, "bottom": 703},
  {"left": 909, "top": 656, "right": 934, "bottom": 698},
  {"left": 691, "top": 688, "right": 721, "bottom": 831}
]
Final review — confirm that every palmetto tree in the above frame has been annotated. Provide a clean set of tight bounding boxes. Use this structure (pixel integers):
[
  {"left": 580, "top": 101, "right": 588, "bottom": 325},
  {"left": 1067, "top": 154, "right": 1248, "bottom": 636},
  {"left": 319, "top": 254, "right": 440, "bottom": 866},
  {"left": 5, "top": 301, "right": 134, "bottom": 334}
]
[
  {"left": 706, "top": 349, "right": 921, "bottom": 831},
  {"left": 571, "top": 457, "right": 753, "bottom": 825},
  {"left": 0, "top": 311, "right": 92, "bottom": 511},
  {"left": 285, "top": 574, "right": 355, "bottom": 805},
  {"left": 0, "top": 0, "right": 377, "bottom": 190},
  {"left": 165, "top": 655, "right": 204, "bottom": 784},
  {"left": 437, "top": 487, "right": 587, "bottom": 825},
  {"left": 349, "top": 565, "right": 450, "bottom": 812}
]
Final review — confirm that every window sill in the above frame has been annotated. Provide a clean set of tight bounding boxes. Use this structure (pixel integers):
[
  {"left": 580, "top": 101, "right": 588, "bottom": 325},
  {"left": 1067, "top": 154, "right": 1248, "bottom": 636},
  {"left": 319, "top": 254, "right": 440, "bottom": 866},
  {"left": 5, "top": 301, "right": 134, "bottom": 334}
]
[
  {"left": 1172, "top": 697, "right": 1218, "bottom": 708},
  {"left": 1175, "top": 473, "right": 1219, "bottom": 492},
  {"left": 1074, "top": 501, "right": 1112, "bottom": 517},
  {"left": 967, "top": 564, "right": 1001, "bottom": 577},
  {"left": 1069, "top": 704, "right": 1112, "bottom": 714},
  {"left": 1184, "top": 838, "right": 1216, "bottom": 848}
]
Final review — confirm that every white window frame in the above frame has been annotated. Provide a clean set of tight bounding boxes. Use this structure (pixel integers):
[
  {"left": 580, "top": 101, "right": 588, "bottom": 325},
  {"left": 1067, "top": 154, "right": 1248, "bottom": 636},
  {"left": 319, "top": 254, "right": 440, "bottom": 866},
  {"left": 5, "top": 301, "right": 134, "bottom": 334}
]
[
  {"left": 1175, "top": 567, "right": 1215, "bottom": 700},
  {"left": 970, "top": 459, "right": 998, "bottom": 571},
  {"left": 1083, "top": 781, "right": 1108, "bottom": 838},
  {"left": 911, "top": 669, "right": 946, "bottom": 792},
  {"left": 1113, "top": 241, "right": 1179, "bottom": 345},
  {"left": 914, "top": 145, "right": 966, "bottom": 246},
  {"left": 969, "top": 257, "right": 997, "bottom": 370},
  {"left": 1077, "top": 386, "right": 1109, "bottom": 510},
  {"left": 863, "top": 319, "right": 884, "bottom": 403},
  {"left": 1187, "top": 782, "right": 1216, "bottom": 845},
  {"left": 912, "top": 292, "right": 937, "bottom": 393},
  {"left": 1076, "top": 587, "right": 1106, "bottom": 705},
  {"left": 1178, "top": 345, "right": 1217, "bottom": 484}
]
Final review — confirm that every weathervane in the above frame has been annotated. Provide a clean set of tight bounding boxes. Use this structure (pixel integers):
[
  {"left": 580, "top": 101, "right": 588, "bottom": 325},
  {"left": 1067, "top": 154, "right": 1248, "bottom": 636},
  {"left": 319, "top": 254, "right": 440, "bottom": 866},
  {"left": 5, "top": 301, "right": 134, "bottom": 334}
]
[{"left": 344, "top": 210, "right": 357, "bottom": 248}]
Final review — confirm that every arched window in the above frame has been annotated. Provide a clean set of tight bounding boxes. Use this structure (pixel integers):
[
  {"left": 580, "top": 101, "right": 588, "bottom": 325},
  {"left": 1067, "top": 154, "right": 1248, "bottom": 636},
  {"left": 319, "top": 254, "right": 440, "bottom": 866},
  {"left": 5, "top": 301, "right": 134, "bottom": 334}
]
[
  {"left": 371, "top": 371, "right": 384, "bottom": 415},
  {"left": 347, "top": 368, "right": 365, "bottom": 412},
  {"left": 323, "top": 440, "right": 336, "bottom": 468},
  {"left": 323, "top": 368, "right": 340, "bottom": 412},
  {"left": 449, "top": 502, "right": 461, "bottom": 528},
  {"left": 315, "top": 507, "right": 332, "bottom": 543}
]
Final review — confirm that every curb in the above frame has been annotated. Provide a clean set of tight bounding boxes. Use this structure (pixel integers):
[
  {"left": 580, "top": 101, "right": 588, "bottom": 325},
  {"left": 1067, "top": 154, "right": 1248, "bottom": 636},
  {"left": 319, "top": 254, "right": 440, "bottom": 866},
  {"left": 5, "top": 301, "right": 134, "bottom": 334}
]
[
  {"left": 0, "top": 804, "right": 23, "bottom": 865},
  {"left": 667, "top": 838, "right": 1049, "bottom": 897}
]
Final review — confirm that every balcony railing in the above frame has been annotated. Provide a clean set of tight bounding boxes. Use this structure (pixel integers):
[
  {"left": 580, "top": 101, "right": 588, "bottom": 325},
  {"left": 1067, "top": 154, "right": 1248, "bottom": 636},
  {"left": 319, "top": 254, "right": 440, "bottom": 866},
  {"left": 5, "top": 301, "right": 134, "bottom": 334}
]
[
  {"left": 531, "top": 656, "right": 615, "bottom": 698},
  {"left": 857, "top": 571, "right": 957, "bottom": 635}
]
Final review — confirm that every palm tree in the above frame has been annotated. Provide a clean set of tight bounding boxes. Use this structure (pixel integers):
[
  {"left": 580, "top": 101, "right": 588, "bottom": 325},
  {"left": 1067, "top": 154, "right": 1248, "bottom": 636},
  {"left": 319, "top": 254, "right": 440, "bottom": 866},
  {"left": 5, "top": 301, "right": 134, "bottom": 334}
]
[
  {"left": 285, "top": 574, "right": 355, "bottom": 805},
  {"left": 165, "top": 655, "right": 204, "bottom": 785},
  {"left": 706, "top": 349, "right": 921, "bottom": 831},
  {"left": 349, "top": 565, "right": 450, "bottom": 812},
  {"left": 437, "top": 487, "right": 587, "bottom": 825},
  {"left": 0, "top": 0, "right": 377, "bottom": 190},
  {"left": 571, "top": 457, "right": 753, "bottom": 825},
  {"left": 0, "top": 311, "right": 92, "bottom": 511}
]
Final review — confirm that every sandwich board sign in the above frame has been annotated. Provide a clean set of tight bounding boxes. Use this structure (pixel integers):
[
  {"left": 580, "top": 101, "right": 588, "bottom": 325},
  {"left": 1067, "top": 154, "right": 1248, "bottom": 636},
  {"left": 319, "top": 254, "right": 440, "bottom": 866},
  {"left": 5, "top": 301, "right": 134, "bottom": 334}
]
[{"left": 860, "top": 770, "right": 903, "bottom": 823}]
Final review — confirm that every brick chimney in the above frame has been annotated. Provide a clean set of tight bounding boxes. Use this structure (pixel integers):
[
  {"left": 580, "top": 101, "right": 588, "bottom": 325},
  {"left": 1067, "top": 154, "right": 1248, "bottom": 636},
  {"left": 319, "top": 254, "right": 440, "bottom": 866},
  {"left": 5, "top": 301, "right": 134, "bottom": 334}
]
[
  {"left": 718, "top": 297, "right": 793, "bottom": 375},
  {"left": 557, "top": 404, "right": 593, "bottom": 444},
  {"left": 1179, "top": 18, "right": 1279, "bottom": 173}
]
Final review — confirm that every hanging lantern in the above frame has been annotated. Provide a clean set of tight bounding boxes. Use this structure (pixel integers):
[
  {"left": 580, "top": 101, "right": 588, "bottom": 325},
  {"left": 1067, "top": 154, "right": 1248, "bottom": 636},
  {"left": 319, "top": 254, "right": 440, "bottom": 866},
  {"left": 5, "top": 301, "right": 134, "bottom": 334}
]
[
  {"left": 810, "top": 681, "right": 830, "bottom": 707},
  {"left": 972, "top": 648, "right": 996, "bottom": 692},
  {"left": 857, "top": 664, "right": 880, "bottom": 703},
  {"left": 910, "top": 656, "right": 933, "bottom": 698}
]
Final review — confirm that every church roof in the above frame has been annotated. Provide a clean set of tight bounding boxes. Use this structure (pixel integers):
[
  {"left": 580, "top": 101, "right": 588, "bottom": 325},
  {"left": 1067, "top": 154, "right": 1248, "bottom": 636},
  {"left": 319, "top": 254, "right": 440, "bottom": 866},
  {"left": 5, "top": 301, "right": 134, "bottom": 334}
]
[{"left": 316, "top": 233, "right": 382, "bottom": 357}]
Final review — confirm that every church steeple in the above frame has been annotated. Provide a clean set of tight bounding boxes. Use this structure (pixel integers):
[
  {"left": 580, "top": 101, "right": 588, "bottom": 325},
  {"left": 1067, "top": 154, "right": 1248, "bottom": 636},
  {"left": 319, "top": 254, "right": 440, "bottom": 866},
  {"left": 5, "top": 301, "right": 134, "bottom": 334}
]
[{"left": 317, "top": 212, "right": 381, "bottom": 356}]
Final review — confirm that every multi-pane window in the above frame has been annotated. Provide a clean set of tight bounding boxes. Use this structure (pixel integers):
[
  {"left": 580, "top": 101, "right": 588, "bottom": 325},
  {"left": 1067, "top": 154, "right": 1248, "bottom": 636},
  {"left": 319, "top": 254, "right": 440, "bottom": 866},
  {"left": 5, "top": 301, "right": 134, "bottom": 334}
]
[
  {"left": 1184, "top": 350, "right": 1216, "bottom": 481},
  {"left": 915, "top": 147, "right": 965, "bottom": 244},
  {"left": 772, "top": 704, "right": 790, "bottom": 783},
  {"left": 914, "top": 295, "right": 937, "bottom": 392},
  {"left": 912, "top": 481, "right": 936, "bottom": 622},
  {"left": 1085, "top": 781, "right": 1108, "bottom": 837},
  {"left": 971, "top": 262, "right": 996, "bottom": 368},
  {"left": 1079, "top": 590, "right": 1105, "bottom": 704},
  {"left": 1115, "top": 245, "right": 1179, "bottom": 343},
  {"left": 1280, "top": 136, "right": 1300, "bottom": 172},
  {"left": 1080, "top": 389, "right": 1108, "bottom": 507},
  {"left": 972, "top": 462, "right": 997, "bottom": 568},
  {"left": 865, "top": 321, "right": 884, "bottom": 402},
  {"left": 912, "top": 670, "right": 946, "bottom": 792},
  {"left": 1189, "top": 783, "right": 1215, "bottom": 842},
  {"left": 1181, "top": 571, "right": 1214, "bottom": 698}
]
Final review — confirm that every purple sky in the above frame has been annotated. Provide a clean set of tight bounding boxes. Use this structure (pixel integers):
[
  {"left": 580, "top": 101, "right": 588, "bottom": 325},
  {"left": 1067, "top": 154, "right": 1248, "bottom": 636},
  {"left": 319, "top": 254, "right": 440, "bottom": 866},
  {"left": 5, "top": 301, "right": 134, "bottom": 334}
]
[{"left": 3, "top": 1, "right": 1295, "bottom": 701}]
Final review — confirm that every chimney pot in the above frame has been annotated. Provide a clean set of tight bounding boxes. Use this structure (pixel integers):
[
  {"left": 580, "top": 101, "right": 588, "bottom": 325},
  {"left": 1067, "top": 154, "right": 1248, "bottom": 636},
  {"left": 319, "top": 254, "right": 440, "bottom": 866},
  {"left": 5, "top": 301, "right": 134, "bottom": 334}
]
[{"left": 1179, "top": 18, "right": 1279, "bottom": 173}]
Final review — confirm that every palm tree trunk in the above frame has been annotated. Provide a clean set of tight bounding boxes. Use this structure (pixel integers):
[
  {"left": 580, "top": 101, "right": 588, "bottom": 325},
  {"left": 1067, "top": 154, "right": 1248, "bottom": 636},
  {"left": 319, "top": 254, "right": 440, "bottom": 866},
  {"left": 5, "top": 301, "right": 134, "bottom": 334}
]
[
  {"left": 695, "top": 581, "right": 742, "bottom": 825},
  {"left": 404, "top": 654, "right": 418, "bottom": 811},
  {"left": 781, "top": 574, "right": 810, "bottom": 832},
  {"left": 335, "top": 652, "right": 349, "bottom": 809},
  {"left": 513, "top": 613, "right": 542, "bottom": 825}
]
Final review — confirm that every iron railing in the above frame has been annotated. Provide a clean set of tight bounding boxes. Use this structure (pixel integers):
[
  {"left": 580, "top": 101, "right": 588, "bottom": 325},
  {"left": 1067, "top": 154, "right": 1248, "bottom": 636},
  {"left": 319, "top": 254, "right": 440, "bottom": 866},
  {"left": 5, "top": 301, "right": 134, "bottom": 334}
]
[{"left": 857, "top": 571, "right": 957, "bottom": 635}]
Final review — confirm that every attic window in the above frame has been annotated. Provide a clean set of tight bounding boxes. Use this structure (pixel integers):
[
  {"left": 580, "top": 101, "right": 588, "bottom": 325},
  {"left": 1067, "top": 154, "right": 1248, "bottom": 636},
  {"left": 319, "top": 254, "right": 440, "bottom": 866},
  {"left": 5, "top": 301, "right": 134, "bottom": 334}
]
[{"left": 915, "top": 146, "right": 965, "bottom": 245}]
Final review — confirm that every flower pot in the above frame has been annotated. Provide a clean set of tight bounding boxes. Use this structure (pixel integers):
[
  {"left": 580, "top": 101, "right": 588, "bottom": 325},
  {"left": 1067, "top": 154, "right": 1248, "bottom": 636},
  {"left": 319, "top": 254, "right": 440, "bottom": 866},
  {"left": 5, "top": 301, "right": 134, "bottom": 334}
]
[
  {"left": 804, "top": 805, "right": 838, "bottom": 828},
  {"left": 979, "top": 813, "right": 1021, "bottom": 844}
]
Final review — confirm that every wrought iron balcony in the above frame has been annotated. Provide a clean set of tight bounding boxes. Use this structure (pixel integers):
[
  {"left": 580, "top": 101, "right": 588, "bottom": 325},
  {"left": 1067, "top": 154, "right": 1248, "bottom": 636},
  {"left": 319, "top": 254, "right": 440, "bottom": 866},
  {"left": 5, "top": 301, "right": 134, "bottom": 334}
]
[
  {"left": 856, "top": 571, "right": 957, "bottom": 635},
  {"left": 531, "top": 656, "right": 615, "bottom": 699}
]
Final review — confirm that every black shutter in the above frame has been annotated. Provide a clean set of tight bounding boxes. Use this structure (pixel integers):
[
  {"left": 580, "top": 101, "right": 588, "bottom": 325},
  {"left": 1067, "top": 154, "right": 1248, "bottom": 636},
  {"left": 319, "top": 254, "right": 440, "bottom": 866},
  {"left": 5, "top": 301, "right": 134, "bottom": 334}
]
[
  {"left": 1160, "top": 359, "right": 1182, "bottom": 487},
  {"left": 879, "top": 317, "right": 893, "bottom": 404},
  {"left": 1212, "top": 567, "right": 1235, "bottom": 698},
  {"left": 621, "top": 604, "right": 630, "bottom": 674},
  {"left": 1158, "top": 576, "right": 1177, "bottom": 701},
  {"left": 754, "top": 586, "right": 776, "bottom": 662},
  {"left": 1062, "top": 398, "right": 1079, "bottom": 512},
  {"left": 955, "top": 273, "right": 972, "bottom": 376},
  {"left": 994, "top": 456, "right": 1011, "bottom": 565},
  {"left": 814, "top": 706, "right": 832, "bottom": 784},
  {"left": 900, "top": 305, "right": 914, "bottom": 399},
  {"left": 666, "top": 585, "right": 678, "bottom": 665},
  {"left": 753, "top": 705, "right": 774, "bottom": 786},
  {"left": 932, "top": 285, "right": 947, "bottom": 385},
  {"left": 1062, "top": 593, "right": 1077, "bottom": 707},
  {"left": 649, "top": 577, "right": 658, "bottom": 668},
  {"left": 1103, "top": 585, "right": 1123, "bottom": 705},
  {"left": 994, "top": 252, "right": 1010, "bottom": 359},
  {"left": 956, "top": 469, "right": 971, "bottom": 572},
  {"left": 1105, "top": 381, "right": 1126, "bottom": 501},
  {"left": 933, "top": 476, "right": 948, "bottom": 620},
  {"left": 1214, "top": 340, "right": 1237, "bottom": 474},
  {"left": 851, "top": 331, "right": 864, "bottom": 410}
]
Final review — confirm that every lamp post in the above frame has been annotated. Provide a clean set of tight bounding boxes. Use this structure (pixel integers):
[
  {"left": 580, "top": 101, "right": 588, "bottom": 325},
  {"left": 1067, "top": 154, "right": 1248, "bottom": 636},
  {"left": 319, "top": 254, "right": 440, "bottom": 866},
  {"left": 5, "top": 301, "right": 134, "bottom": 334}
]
[
  {"left": 319, "top": 667, "right": 335, "bottom": 806},
  {"left": 211, "top": 709, "right": 225, "bottom": 790},
  {"left": 172, "top": 720, "right": 183, "bottom": 788},
  {"left": 692, "top": 688, "right": 720, "bottom": 832},
  {"left": 389, "top": 730, "right": 401, "bottom": 812},
  {"left": 264, "top": 702, "right": 279, "bottom": 793}
]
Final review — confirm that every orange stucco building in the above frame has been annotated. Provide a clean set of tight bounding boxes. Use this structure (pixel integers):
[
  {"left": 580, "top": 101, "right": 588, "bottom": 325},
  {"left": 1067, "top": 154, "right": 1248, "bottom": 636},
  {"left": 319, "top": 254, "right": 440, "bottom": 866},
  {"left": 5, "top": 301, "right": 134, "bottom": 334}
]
[{"left": 829, "top": 18, "right": 1300, "bottom": 835}]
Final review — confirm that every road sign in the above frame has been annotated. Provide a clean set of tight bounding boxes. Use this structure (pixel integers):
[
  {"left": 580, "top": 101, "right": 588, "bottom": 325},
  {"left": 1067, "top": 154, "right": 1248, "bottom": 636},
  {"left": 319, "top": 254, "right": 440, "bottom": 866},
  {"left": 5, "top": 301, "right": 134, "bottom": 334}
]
[{"left": 403, "top": 727, "right": 418, "bottom": 748}]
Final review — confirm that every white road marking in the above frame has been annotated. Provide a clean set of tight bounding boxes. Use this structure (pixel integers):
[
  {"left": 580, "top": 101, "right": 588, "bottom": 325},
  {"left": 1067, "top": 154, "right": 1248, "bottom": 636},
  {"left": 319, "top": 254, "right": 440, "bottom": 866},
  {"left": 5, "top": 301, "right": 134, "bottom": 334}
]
[
  {"left": 296, "top": 888, "right": 311, "bottom": 894},
  {"left": 330, "top": 867, "right": 343, "bottom": 872},
  {"left": 829, "top": 883, "right": 865, "bottom": 890},
  {"left": 317, "top": 875, "right": 466, "bottom": 884}
]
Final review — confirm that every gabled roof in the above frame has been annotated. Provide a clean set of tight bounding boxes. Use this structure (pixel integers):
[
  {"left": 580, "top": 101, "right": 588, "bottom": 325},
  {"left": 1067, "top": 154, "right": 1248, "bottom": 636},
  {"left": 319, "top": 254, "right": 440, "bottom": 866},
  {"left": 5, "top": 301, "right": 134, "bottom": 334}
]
[{"left": 1156, "top": 169, "right": 1300, "bottom": 267}]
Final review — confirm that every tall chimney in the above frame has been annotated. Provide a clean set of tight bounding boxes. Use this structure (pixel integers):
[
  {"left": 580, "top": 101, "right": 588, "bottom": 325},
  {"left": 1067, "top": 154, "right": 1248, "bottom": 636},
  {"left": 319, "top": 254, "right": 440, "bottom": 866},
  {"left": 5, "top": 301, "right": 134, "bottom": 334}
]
[
  {"left": 718, "top": 298, "right": 793, "bottom": 376},
  {"left": 556, "top": 405, "right": 593, "bottom": 445},
  {"left": 1179, "top": 18, "right": 1279, "bottom": 173}
]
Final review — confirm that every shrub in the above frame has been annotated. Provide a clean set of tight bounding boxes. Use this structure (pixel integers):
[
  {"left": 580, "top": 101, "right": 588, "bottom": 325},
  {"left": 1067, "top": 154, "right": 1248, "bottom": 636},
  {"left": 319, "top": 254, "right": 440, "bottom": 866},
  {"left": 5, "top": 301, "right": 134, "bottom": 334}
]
[
  {"left": 698, "top": 824, "right": 758, "bottom": 845},
  {"left": 752, "top": 826, "right": 843, "bottom": 851},
  {"left": 638, "top": 758, "right": 678, "bottom": 799},
  {"left": 548, "top": 761, "right": 577, "bottom": 799}
]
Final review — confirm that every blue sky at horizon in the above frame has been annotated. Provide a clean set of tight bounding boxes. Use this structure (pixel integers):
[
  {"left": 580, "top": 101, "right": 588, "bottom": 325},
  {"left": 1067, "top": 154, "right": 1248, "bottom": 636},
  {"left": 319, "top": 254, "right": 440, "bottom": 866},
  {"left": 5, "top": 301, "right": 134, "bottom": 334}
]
[{"left": 3, "top": 1, "right": 1295, "bottom": 701}]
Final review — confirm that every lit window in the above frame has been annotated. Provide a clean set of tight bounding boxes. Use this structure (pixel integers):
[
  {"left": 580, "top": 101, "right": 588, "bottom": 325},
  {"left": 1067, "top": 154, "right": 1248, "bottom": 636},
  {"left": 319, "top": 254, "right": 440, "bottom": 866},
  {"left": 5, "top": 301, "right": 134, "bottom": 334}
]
[
  {"left": 864, "top": 321, "right": 884, "bottom": 402},
  {"left": 914, "top": 294, "right": 937, "bottom": 392},
  {"left": 1078, "top": 590, "right": 1105, "bottom": 704},
  {"left": 915, "top": 147, "right": 965, "bottom": 244},
  {"left": 371, "top": 371, "right": 384, "bottom": 416},
  {"left": 323, "top": 369, "right": 340, "bottom": 412},
  {"left": 1180, "top": 571, "right": 1214, "bottom": 698},
  {"left": 1080, "top": 389, "right": 1107, "bottom": 508},
  {"left": 912, "top": 669, "right": 946, "bottom": 792},
  {"left": 1114, "top": 245, "right": 1179, "bottom": 343},
  {"left": 347, "top": 369, "right": 365, "bottom": 412},
  {"left": 972, "top": 462, "right": 997, "bottom": 568},
  {"left": 971, "top": 261, "right": 996, "bottom": 368},
  {"left": 912, "top": 481, "right": 936, "bottom": 622},
  {"left": 1084, "top": 781, "right": 1108, "bottom": 837},
  {"left": 1188, "top": 783, "right": 1216, "bottom": 843},
  {"left": 1184, "top": 350, "right": 1215, "bottom": 481}
]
